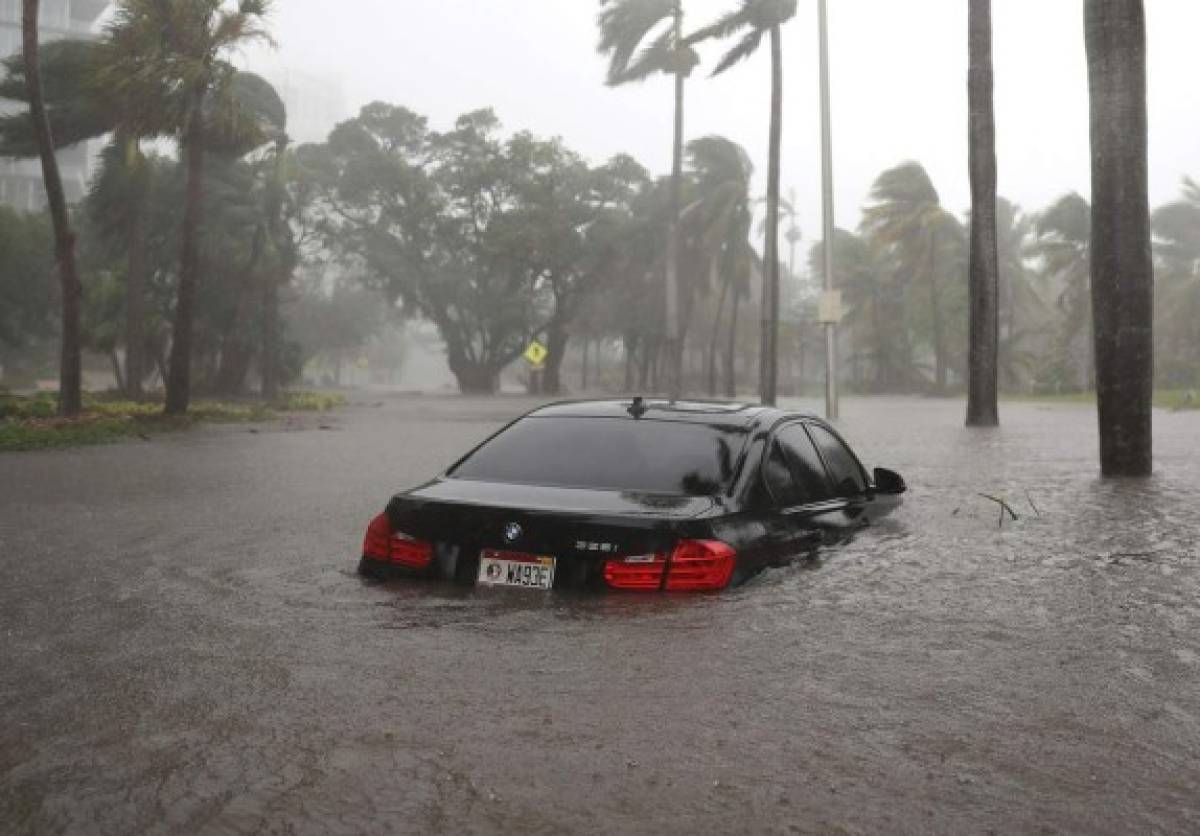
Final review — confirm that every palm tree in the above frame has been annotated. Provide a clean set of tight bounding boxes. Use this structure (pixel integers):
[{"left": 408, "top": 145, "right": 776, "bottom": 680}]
[
  {"left": 861, "top": 162, "right": 962, "bottom": 392},
  {"left": 1084, "top": 0, "right": 1153, "bottom": 476},
  {"left": 688, "top": 0, "right": 798, "bottom": 406},
  {"left": 17, "top": 0, "right": 85, "bottom": 415},
  {"left": 19, "top": 0, "right": 82, "bottom": 416},
  {"left": 681, "top": 136, "right": 754, "bottom": 396},
  {"left": 966, "top": 0, "right": 999, "bottom": 426},
  {"left": 1030, "top": 193, "right": 1093, "bottom": 392},
  {"left": 101, "top": 0, "right": 275, "bottom": 415},
  {"left": 995, "top": 197, "right": 1043, "bottom": 389},
  {"left": 809, "top": 229, "right": 912, "bottom": 391},
  {"left": 597, "top": 0, "right": 699, "bottom": 398},
  {"left": 1151, "top": 178, "right": 1200, "bottom": 388},
  {"left": 1, "top": 31, "right": 282, "bottom": 403}
]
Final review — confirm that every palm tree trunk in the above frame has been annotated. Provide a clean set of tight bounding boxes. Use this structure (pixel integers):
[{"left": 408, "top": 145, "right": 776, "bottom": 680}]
[
  {"left": 707, "top": 262, "right": 730, "bottom": 396},
  {"left": 124, "top": 139, "right": 148, "bottom": 401},
  {"left": 261, "top": 139, "right": 291, "bottom": 402},
  {"left": 580, "top": 337, "right": 590, "bottom": 392},
  {"left": 725, "top": 290, "right": 741, "bottom": 398},
  {"left": 261, "top": 266, "right": 280, "bottom": 400},
  {"left": 623, "top": 335, "right": 637, "bottom": 392},
  {"left": 216, "top": 223, "right": 265, "bottom": 396},
  {"left": 760, "top": 23, "right": 783, "bottom": 407},
  {"left": 165, "top": 103, "right": 206, "bottom": 416},
  {"left": 1085, "top": 0, "right": 1153, "bottom": 475},
  {"left": 664, "top": 5, "right": 685, "bottom": 400},
  {"left": 927, "top": 228, "right": 947, "bottom": 393},
  {"left": 966, "top": 0, "right": 1000, "bottom": 426},
  {"left": 22, "top": 0, "right": 82, "bottom": 418}
]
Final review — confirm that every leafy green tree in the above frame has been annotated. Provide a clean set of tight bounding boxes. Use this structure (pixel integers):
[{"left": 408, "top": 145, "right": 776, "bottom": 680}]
[
  {"left": 688, "top": 0, "right": 798, "bottom": 405},
  {"left": 1151, "top": 178, "right": 1200, "bottom": 387},
  {"left": 1085, "top": 0, "right": 1153, "bottom": 476},
  {"left": 308, "top": 106, "right": 528, "bottom": 393},
  {"left": 598, "top": 0, "right": 699, "bottom": 398},
  {"left": 861, "top": 162, "right": 964, "bottom": 392}
]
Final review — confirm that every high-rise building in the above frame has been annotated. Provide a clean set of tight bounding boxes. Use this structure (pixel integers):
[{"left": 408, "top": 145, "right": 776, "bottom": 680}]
[
  {"left": 0, "top": 0, "right": 110, "bottom": 212},
  {"left": 259, "top": 65, "right": 348, "bottom": 146}
]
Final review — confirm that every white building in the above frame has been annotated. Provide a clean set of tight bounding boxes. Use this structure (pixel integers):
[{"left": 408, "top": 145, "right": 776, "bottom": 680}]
[
  {"left": 259, "top": 65, "right": 347, "bottom": 145},
  {"left": 0, "top": 0, "right": 110, "bottom": 212}
]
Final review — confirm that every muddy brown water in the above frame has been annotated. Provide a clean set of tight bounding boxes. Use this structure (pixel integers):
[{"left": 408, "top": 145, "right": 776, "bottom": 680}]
[{"left": 1, "top": 395, "right": 1197, "bottom": 834}]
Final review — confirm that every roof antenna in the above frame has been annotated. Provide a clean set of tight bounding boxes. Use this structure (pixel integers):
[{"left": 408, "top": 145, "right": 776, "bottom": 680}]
[{"left": 627, "top": 396, "right": 647, "bottom": 418}]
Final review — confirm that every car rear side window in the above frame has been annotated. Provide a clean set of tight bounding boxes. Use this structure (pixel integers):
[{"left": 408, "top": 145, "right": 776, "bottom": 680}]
[
  {"left": 807, "top": 424, "right": 867, "bottom": 497},
  {"left": 774, "top": 424, "right": 834, "bottom": 505},
  {"left": 449, "top": 416, "right": 746, "bottom": 496}
]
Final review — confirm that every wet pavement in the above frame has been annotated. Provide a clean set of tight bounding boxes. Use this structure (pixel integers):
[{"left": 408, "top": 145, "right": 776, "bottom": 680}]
[{"left": 1, "top": 394, "right": 1198, "bottom": 835}]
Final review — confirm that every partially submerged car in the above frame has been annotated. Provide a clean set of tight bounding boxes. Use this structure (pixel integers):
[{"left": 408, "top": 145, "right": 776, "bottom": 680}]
[{"left": 359, "top": 398, "right": 905, "bottom": 592}]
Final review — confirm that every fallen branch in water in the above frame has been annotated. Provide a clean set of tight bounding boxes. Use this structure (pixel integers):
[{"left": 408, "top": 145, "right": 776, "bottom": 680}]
[
  {"left": 1024, "top": 491, "right": 1041, "bottom": 517},
  {"left": 978, "top": 493, "right": 1019, "bottom": 528}
]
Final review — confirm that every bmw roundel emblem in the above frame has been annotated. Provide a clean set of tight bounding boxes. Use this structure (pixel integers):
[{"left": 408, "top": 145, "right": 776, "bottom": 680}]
[{"left": 503, "top": 522, "right": 522, "bottom": 543}]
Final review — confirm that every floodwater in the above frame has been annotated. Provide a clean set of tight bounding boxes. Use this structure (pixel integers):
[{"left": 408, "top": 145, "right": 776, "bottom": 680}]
[{"left": 1, "top": 395, "right": 1197, "bottom": 834}]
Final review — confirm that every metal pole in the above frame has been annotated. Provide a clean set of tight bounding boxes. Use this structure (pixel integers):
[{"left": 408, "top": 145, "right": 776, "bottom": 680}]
[{"left": 818, "top": 0, "right": 839, "bottom": 420}]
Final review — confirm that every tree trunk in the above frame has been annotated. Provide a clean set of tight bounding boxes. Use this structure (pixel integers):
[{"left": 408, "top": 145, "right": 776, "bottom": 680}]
[
  {"left": 1086, "top": 0, "right": 1153, "bottom": 475},
  {"left": 260, "top": 267, "right": 281, "bottom": 400},
  {"left": 927, "top": 228, "right": 947, "bottom": 393},
  {"left": 623, "top": 335, "right": 637, "bottom": 392},
  {"left": 454, "top": 364, "right": 499, "bottom": 395},
  {"left": 707, "top": 262, "right": 730, "bottom": 396},
  {"left": 725, "top": 290, "right": 741, "bottom": 398},
  {"left": 164, "top": 105, "right": 206, "bottom": 416},
  {"left": 109, "top": 348, "right": 124, "bottom": 395},
  {"left": 580, "top": 337, "right": 590, "bottom": 392},
  {"left": 541, "top": 323, "right": 569, "bottom": 395},
  {"left": 663, "top": 7, "right": 686, "bottom": 400},
  {"left": 261, "top": 139, "right": 291, "bottom": 402},
  {"left": 22, "top": 0, "right": 82, "bottom": 418},
  {"left": 123, "top": 137, "right": 148, "bottom": 401},
  {"left": 966, "top": 0, "right": 1001, "bottom": 426},
  {"left": 215, "top": 223, "right": 266, "bottom": 396},
  {"left": 760, "top": 24, "right": 783, "bottom": 407}
]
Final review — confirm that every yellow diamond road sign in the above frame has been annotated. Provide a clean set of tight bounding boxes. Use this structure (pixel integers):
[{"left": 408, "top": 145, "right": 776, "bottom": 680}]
[{"left": 524, "top": 340, "right": 548, "bottom": 367}]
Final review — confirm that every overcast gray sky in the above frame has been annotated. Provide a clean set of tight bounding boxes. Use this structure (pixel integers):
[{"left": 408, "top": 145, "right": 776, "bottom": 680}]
[{"left": 246, "top": 0, "right": 1200, "bottom": 252}]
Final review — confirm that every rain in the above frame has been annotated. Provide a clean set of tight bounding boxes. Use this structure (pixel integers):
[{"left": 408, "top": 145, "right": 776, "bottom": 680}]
[{"left": 1, "top": 1, "right": 1198, "bottom": 833}]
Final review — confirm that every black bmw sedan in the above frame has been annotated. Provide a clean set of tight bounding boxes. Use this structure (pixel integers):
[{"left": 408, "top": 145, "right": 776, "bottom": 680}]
[{"left": 359, "top": 398, "right": 905, "bottom": 592}]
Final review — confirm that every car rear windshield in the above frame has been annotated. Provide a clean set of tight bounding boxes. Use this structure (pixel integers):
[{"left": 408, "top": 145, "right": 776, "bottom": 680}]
[{"left": 448, "top": 416, "right": 747, "bottom": 496}]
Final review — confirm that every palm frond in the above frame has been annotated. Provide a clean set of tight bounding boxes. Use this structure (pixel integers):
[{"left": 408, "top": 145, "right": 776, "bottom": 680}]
[
  {"left": 710, "top": 29, "right": 765, "bottom": 76},
  {"left": 596, "top": 0, "right": 677, "bottom": 84}
]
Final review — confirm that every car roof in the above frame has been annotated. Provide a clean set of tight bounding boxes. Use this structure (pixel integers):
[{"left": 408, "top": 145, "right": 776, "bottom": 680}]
[{"left": 526, "top": 398, "right": 817, "bottom": 428}]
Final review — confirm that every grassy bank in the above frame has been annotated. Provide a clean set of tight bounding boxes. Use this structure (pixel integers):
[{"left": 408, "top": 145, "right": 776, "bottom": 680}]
[
  {"left": 0, "top": 391, "right": 345, "bottom": 452},
  {"left": 1001, "top": 389, "right": 1199, "bottom": 411}
]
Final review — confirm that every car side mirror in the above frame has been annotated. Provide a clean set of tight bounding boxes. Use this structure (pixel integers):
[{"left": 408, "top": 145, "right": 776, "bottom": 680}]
[{"left": 873, "top": 467, "right": 907, "bottom": 495}]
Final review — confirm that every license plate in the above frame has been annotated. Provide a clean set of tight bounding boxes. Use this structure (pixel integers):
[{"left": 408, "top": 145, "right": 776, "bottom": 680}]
[{"left": 477, "top": 549, "right": 556, "bottom": 590}]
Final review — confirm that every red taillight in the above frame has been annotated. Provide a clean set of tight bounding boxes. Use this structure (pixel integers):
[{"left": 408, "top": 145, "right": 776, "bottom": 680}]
[
  {"left": 362, "top": 512, "right": 434, "bottom": 569},
  {"left": 604, "top": 540, "right": 736, "bottom": 592},
  {"left": 603, "top": 553, "right": 666, "bottom": 590},
  {"left": 663, "top": 539, "right": 736, "bottom": 591}
]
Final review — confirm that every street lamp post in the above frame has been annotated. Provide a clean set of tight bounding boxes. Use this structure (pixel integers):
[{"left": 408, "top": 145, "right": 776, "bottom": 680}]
[{"left": 818, "top": 0, "right": 839, "bottom": 420}]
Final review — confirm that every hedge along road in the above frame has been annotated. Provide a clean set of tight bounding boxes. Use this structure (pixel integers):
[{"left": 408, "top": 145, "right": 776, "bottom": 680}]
[{"left": 1, "top": 394, "right": 1198, "bottom": 834}]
